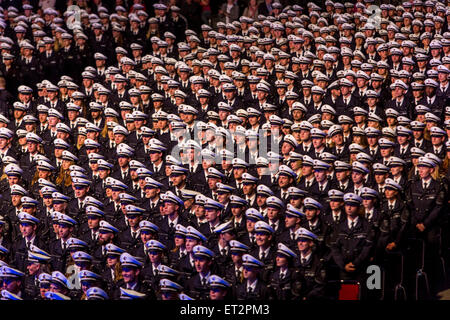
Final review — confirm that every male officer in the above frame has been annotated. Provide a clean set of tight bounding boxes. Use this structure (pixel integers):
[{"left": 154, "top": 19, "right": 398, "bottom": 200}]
[
  {"left": 186, "top": 245, "right": 215, "bottom": 300},
  {"left": 331, "top": 193, "right": 374, "bottom": 281}
]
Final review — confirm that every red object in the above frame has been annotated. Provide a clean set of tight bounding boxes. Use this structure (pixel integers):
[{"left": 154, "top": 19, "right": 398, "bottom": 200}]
[{"left": 339, "top": 282, "right": 360, "bottom": 300}]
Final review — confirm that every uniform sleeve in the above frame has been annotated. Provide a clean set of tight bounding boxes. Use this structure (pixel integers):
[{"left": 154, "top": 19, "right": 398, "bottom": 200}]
[{"left": 423, "top": 183, "right": 445, "bottom": 228}]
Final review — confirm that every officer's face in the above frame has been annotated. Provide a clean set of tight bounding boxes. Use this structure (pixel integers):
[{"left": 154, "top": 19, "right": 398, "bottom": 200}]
[
  {"left": 207, "top": 177, "right": 219, "bottom": 190},
  {"left": 329, "top": 200, "right": 343, "bottom": 211},
  {"left": 384, "top": 188, "right": 398, "bottom": 200},
  {"left": 27, "top": 262, "right": 40, "bottom": 275},
  {"left": 312, "top": 137, "right": 324, "bottom": 148},
  {"left": 194, "top": 257, "right": 211, "bottom": 273},
  {"left": 362, "top": 199, "right": 375, "bottom": 209},
  {"left": 246, "top": 219, "right": 256, "bottom": 232},
  {"left": 195, "top": 205, "right": 205, "bottom": 219},
  {"left": 256, "top": 232, "right": 271, "bottom": 247},
  {"left": 210, "top": 288, "right": 227, "bottom": 300},
  {"left": 148, "top": 251, "right": 162, "bottom": 264},
  {"left": 122, "top": 267, "right": 139, "bottom": 283},
  {"left": 314, "top": 170, "right": 327, "bottom": 183},
  {"left": 87, "top": 217, "right": 100, "bottom": 229},
  {"left": 278, "top": 175, "right": 292, "bottom": 188},
  {"left": 53, "top": 202, "right": 67, "bottom": 212},
  {"left": 73, "top": 186, "right": 88, "bottom": 198},
  {"left": 276, "top": 255, "right": 288, "bottom": 268},
  {"left": 217, "top": 193, "right": 230, "bottom": 204},
  {"left": 242, "top": 183, "right": 255, "bottom": 195},
  {"left": 345, "top": 204, "right": 359, "bottom": 216},
  {"left": 11, "top": 194, "right": 22, "bottom": 206},
  {"left": 140, "top": 231, "right": 156, "bottom": 243},
  {"left": 267, "top": 207, "right": 279, "bottom": 221},
  {"left": 144, "top": 187, "right": 158, "bottom": 199},
  {"left": 27, "top": 141, "right": 38, "bottom": 153},
  {"left": 305, "top": 208, "right": 318, "bottom": 221},
  {"left": 243, "top": 267, "right": 258, "bottom": 280},
  {"left": 185, "top": 239, "right": 198, "bottom": 252},
  {"left": 170, "top": 174, "right": 185, "bottom": 187},
  {"left": 58, "top": 225, "right": 72, "bottom": 239},
  {"left": 285, "top": 216, "right": 299, "bottom": 229},
  {"left": 20, "top": 223, "right": 36, "bottom": 237},
  {"left": 297, "top": 239, "right": 312, "bottom": 253},
  {"left": 149, "top": 151, "right": 162, "bottom": 163},
  {"left": 390, "top": 166, "right": 403, "bottom": 177},
  {"left": 418, "top": 166, "right": 433, "bottom": 179},
  {"left": 431, "top": 136, "right": 444, "bottom": 146},
  {"left": 205, "top": 208, "right": 219, "bottom": 222},
  {"left": 289, "top": 197, "right": 303, "bottom": 208},
  {"left": 351, "top": 171, "right": 364, "bottom": 184}
]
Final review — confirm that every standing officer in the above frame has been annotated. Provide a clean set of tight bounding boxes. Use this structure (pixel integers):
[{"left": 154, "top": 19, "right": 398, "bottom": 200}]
[
  {"left": 331, "top": 193, "right": 374, "bottom": 282},
  {"left": 405, "top": 156, "right": 446, "bottom": 294}
]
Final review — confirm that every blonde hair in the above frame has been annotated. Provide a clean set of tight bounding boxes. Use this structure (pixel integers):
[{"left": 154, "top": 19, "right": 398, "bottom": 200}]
[{"left": 56, "top": 163, "right": 73, "bottom": 187}]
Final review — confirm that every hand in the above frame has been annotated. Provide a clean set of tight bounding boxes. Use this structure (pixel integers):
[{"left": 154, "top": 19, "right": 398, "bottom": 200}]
[
  {"left": 386, "top": 242, "right": 396, "bottom": 251},
  {"left": 345, "top": 262, "right": 356, "bottom": 273},
  {"left": 416, "top": 223, "right": 426, "bottom": 232}
]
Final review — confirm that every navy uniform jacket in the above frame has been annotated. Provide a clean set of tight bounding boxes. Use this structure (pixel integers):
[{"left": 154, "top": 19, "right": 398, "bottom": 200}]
[
  {"left": 292, "top": 251, "right": 327, "bottom": 300},
  {"left": 12, "top": 236, "right": 48, "bottom": 272},
  {"left": 377, "top": 200, "right": 409, "bottom": 253},
  {"left": 185, "top": 273, "right": 210, "bottom": 300},
  {"left": 177, "top": 253, "right": 196, "bottom": 281},
  {"left": 48, "top": 238, "right": 70, "bottom": 272},
  {"left": 157, "top": 215, "right": 188, "bottom": 251},
  {"left": 250, "top": 246, "right": 276, "bottom": 283},
  {"left": 321, "top": 210, "right": 347, "bottom": 250},
  {"left": 268, "top": 267, "right": 295, "bottom": 300},
  {"left": 331, "top": 217, "right": 374, "bottom": 273},
  {"left": 406, "top": 178, "right": 445, "bottom": 235},
  {"left": 235, "top": 278, "right": 273, "bottom": 300},
  {"left": 224, "top": 264, "right": 245, "bottom": 287},
  {"left": 301, "top": 216, "right": 329, "bottom": 256},
  {"left": 141, "top": 264, "right": 161, "bottom": 294},
  {"left": 118, "top": 227, "right": 141, "bottom": 252},
  {"left": 168, "top": 247, "right": 186, "bottom": 269}
]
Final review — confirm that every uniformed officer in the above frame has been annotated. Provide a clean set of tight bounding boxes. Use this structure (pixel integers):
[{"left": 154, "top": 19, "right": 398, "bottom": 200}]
[
  {"left": 331, "top": 193, "right": 374, "bottom": 282},
  {"left": 235, "top": 254, "right": 273, "bottom": 300},
  {"left": 292, "top": 228, "right": 327, "bottom": 300},
  {"left": 268, "top": 243, "right": 297, "bottom": 300}
]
